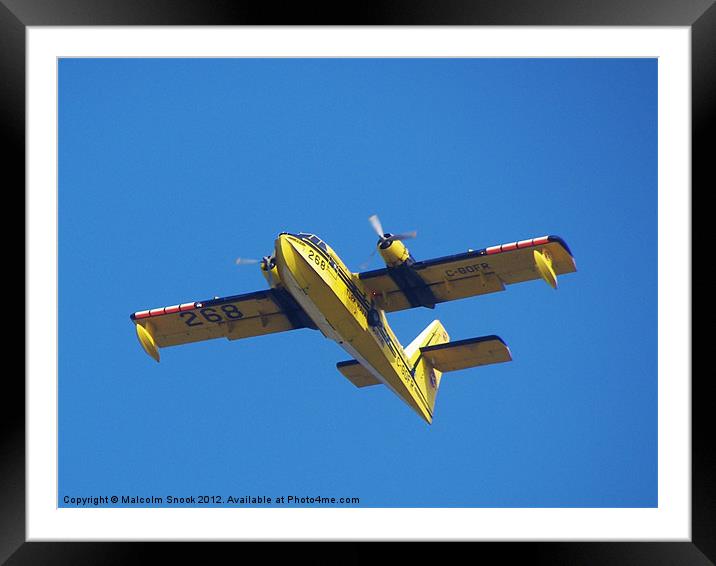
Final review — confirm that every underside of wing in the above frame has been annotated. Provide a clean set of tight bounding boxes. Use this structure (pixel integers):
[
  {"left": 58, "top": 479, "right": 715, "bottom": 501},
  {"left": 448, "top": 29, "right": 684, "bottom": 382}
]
[
  {"left": 130, "top": 288, "right": 316, "bottom": 361},
  {"left": 420, "top": 336, "right": 512, "bottom": 372},
  {"left": 358, "top": 235, "right": 576, "bottom": 312}
]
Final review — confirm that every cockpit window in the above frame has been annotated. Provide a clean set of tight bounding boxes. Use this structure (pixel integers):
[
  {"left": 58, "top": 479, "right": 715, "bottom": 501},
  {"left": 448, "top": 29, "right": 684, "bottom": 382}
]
[
  {"left": 298, "top": 233, "right": 328, "bottom": 252},
  {"left": 295, "top": 232, "right": 328, "bottom": 252},
  {"left": 310, "top": 235, "right": 328, "bottom": 252}
]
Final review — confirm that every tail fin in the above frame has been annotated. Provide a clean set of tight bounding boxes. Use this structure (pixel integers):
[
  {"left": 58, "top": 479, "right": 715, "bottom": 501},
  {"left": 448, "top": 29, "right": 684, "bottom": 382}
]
[
  {"left": 406, "top": 320, "right": 513, "bottom": 416},
  {"left": 404, "top": 320, "right": 451, "bottom": 415}
]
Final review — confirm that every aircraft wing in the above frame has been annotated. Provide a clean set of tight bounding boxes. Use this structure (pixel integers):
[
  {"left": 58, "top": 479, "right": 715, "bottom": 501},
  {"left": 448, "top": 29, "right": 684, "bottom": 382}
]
[
  {"left": 358, "top": 235, "right": 576, "bottom": 312},
  {"left": 130, "top": 288, "right": 316, "bottom": 361}
]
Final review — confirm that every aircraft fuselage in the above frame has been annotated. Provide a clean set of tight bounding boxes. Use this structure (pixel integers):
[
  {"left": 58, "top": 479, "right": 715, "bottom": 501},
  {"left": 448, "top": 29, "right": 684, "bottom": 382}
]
[{"left": 273, "top": 233, "right": 434, "bottom": 422}]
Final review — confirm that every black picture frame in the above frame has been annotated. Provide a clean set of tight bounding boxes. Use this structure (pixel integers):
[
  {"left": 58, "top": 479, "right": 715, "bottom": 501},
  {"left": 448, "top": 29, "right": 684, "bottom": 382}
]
[{"left": 6, "top": 1, "right": 709, "bottom": 564}]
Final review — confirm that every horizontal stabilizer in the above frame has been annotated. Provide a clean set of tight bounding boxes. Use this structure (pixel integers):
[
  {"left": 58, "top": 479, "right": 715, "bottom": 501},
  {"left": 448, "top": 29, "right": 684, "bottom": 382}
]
[
  {"left": 420, "top": 335, "right": 511, "bottom": 373},
  {"left": 336, "top": 360, "right": 382, "bottom": 388}
]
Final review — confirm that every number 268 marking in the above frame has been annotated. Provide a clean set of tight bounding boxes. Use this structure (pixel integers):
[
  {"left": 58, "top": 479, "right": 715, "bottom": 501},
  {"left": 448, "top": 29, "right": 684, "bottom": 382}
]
[
  {"left": 307, "top": 250, "right": 326, "bottom": 270},
  {"left": 180, "top": 305, "right": 244, "bottom": 326}
]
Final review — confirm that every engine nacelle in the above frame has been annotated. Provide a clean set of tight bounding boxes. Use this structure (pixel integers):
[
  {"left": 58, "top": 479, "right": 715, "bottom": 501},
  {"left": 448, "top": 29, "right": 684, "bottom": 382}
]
[
  {"left": 378, "top": 237, "right": 412, "bottom": 268},
  {"left": 260, "top": 256, "right": 282, "bottom": 288}
]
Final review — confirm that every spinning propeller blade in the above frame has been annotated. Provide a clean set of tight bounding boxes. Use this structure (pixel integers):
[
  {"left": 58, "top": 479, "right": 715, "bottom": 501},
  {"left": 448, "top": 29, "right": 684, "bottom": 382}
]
[
  {"left": 368, "top": 214, "right": 417, "bottom": 244},
  {"left": 368, "top": 214, "right": 385, "bottom": 239}
]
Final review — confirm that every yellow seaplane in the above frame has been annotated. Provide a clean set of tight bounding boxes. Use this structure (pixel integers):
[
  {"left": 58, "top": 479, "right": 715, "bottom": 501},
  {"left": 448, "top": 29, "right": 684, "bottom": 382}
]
[{"left": 131, "top": 215, "right": 577, "bottom": 424}]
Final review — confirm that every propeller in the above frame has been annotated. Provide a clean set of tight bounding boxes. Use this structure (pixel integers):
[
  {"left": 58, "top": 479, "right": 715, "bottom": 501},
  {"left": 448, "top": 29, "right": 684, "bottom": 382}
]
[
  {"left": 235, "top": 255, "right": 277, "bottom": 285},
  {"left": 235, "top": 255, "right": 275, "bottom": 267},
  {"left": 368, "top": 214, "right": 417, "bottom": 245},
  {"left": 359, "top": 214, "right": 417, "bottom": 269}
]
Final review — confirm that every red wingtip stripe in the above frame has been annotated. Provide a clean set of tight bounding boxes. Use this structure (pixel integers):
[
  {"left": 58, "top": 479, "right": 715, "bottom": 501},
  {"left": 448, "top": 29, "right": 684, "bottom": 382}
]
[
  {"left": 485, "top": 236, "right": 552, "bottom": 255},
  {"left": 134, "top": 302, "right": 196, "bottom": 319}
]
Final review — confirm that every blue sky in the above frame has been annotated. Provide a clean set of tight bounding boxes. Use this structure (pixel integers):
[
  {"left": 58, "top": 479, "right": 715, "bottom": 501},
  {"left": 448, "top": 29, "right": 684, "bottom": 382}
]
[{"left": 58, "top": 58, "right": 657, "bottom": 507}]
